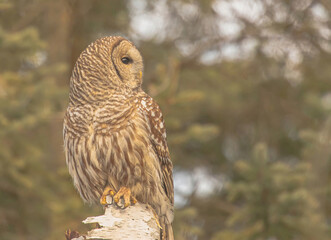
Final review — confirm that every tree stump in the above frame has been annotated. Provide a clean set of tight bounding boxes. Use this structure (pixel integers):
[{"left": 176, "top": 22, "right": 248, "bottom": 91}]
[{"left": 67, "top": 196, "right": 160, "bottom": 240}]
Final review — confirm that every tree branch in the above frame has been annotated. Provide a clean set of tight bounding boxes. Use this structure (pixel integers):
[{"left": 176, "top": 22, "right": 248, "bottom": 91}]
[{"left": 66, "top": 197, "right": 160, "bottom": 240}]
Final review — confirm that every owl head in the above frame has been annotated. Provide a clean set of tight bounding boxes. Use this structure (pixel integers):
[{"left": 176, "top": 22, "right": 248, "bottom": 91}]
[{"left": 70, "top": 36, "right": 144, "bottom": 104}]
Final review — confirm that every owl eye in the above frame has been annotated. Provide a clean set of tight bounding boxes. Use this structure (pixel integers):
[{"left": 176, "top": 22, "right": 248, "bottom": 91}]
[{"left": 121, "top": 57, "right": 131, "bottom": 64}]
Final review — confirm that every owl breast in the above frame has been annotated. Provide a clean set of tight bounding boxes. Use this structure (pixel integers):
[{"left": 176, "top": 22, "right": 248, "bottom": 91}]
[{"left": 63, "top": 102, "right": 163, "bottom": 204}]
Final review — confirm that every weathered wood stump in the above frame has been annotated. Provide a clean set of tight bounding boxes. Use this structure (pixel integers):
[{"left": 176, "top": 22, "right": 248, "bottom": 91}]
[{"left": 67, "top": 196, "right": 160, "bottom": 240}]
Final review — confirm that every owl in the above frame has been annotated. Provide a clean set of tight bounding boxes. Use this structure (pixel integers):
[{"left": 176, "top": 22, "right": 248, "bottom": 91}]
[{"left": 63, "top": 36, "right": 174, "bottom": 240}]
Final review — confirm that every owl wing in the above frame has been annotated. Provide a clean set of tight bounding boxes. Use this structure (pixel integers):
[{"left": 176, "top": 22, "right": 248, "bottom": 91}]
[{"left": 138, "top": 95, "right": 174, "bottom": 205}]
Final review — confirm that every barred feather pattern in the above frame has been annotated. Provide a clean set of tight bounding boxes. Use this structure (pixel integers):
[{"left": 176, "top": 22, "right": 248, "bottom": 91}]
[{"left": 63, "top": 36, "right": 174, "bottom": 239}]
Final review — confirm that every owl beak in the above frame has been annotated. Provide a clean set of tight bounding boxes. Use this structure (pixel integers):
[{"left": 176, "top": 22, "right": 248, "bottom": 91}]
[{"left": 139, "top": 71, "right": 142, "bottom": 79}]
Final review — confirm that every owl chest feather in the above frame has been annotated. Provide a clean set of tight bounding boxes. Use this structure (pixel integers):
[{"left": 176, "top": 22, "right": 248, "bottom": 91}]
[{"left": 64, "top": 100, "right": 162, "bottom": 202}]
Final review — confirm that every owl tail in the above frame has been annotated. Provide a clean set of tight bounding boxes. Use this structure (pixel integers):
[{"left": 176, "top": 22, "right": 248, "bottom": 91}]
[{"left": 161, "top": 223, "right": 174, "bottom": 240}]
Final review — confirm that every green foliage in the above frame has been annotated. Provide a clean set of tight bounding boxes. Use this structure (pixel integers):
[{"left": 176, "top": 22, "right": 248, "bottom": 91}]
[
  {"left": 212, "top": 143, "right": 328, "bottom": 240},
  {"left": 173, "top": 207, "right": 204, "bottom": 240},
  {"left": 0, "top": 3, "right": 84, "bottom": 239}
]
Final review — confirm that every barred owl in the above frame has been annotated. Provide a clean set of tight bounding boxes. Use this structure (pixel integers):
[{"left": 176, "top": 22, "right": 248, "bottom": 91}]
[{"left": 63, "top": 36, "right": 174, "bottom": 240}]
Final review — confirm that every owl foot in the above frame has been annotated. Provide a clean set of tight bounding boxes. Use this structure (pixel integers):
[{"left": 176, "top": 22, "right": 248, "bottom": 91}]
[
  {"left": 113, "top": 186, "right": 137, "bottom": 208},
  {"left": 100, "top": 186, "right": 115, "bottom": 205}
]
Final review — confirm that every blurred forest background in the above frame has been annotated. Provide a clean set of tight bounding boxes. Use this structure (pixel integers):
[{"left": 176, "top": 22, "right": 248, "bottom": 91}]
[{"left": 1, "top": 0, "right": 331, "bottom": 239}]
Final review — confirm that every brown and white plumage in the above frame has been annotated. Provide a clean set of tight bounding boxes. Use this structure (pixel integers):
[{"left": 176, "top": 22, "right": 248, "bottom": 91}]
[{"left": 63, "top": 36, "right": 174, "bottom": 239}]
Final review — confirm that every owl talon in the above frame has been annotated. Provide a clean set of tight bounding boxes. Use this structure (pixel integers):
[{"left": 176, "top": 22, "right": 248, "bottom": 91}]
[
  {"left": 113, "top": 186, "right": 137, "bottom": 208},
  {"left": 131, "top": 196, "right": 137, "bottom": 204},
  {"left": 100, "top": 186, "right": 115, "bottom": 205}
]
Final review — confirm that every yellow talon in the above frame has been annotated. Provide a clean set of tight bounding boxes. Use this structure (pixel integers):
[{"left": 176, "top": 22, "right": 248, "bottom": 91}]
[
  {"left": 113, "top": 186, "right": 137, "bottom": 208},
  {"left": 100, "top": 196, "right": 107, "bottom": 205},
  {"left": 131, "top": 196, "right": 137, "bottom": 204},
  {"left": 101, "top": 186, "right": 137, "bottom": 207},
  {"left": 100, "top": 186, "right": 115, "bottom": 205}
]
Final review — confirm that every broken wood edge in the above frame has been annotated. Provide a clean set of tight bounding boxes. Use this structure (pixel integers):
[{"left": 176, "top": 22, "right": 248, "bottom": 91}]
[{"left": 68, "top": 196, "right": 160, "bottom": 240}]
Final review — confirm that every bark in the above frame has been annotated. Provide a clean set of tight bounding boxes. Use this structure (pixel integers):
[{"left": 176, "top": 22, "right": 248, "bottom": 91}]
[{"left": 68, "top": 196, "right": 160, "bottom": 240}]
